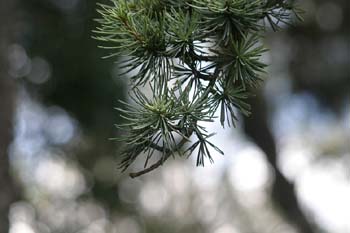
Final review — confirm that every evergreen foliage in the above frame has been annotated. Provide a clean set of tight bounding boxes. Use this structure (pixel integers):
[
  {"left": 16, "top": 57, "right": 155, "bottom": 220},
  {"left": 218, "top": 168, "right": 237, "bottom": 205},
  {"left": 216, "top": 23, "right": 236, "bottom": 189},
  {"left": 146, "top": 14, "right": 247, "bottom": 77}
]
[{"left": 94, "top": 0, "right": 302, "bottom": 178}]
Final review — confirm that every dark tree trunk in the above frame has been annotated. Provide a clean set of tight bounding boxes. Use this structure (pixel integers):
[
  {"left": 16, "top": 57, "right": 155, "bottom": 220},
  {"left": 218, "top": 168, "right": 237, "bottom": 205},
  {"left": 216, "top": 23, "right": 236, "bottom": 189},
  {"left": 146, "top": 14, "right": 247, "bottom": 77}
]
[
  {"left": 244, "top": 94, "right": 317, "bottom": 233},
  {"left": 0, "top": 0, "right": 19, "bottom": 232}
]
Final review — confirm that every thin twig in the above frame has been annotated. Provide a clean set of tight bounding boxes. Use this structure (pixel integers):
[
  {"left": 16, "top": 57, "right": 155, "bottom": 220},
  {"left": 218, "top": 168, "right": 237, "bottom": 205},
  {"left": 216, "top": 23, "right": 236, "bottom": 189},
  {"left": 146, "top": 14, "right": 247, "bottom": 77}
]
[{"left": 129, "top": 136, "right": 190, "bottom": 178}]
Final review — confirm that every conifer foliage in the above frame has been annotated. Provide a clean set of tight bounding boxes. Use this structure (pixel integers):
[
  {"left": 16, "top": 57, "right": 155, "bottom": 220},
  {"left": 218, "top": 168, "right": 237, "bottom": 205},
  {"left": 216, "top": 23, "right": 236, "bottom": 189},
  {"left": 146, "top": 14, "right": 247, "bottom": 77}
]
[{"left": 94, "top": 0, "right": 301, "bottom": 178}]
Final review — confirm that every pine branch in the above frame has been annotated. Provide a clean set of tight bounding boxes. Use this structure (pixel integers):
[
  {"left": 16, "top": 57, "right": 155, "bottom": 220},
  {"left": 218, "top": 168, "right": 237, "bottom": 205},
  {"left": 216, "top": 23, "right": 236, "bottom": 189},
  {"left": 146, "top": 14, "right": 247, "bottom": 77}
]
[{"left": 94, "top": 0, "right": 303, "bottom": 177}]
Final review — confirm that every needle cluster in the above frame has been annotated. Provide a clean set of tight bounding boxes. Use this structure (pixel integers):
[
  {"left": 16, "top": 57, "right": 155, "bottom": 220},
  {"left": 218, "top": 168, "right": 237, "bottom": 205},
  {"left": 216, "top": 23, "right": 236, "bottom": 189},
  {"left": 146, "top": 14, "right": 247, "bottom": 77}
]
[{"left": 93, "top": 0, "right": 302, "bottom": 178}]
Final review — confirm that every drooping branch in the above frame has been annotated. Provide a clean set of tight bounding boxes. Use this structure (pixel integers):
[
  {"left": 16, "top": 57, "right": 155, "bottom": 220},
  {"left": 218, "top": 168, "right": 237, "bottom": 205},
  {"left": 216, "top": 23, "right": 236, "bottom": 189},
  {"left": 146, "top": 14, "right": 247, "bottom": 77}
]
[{"left": 94, "top": 0, "right": 302, "bottom": 176}]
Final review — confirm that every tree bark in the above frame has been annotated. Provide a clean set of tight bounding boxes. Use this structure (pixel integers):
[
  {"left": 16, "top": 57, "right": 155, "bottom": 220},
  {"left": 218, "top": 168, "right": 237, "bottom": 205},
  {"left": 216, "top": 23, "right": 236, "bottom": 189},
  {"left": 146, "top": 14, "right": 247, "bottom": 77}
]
[
  {"left": 244, "top": 94, "right": 318, "bottom": 233},
  {"left": 0, "top": 0, "right": 19, "bottom": 232}
]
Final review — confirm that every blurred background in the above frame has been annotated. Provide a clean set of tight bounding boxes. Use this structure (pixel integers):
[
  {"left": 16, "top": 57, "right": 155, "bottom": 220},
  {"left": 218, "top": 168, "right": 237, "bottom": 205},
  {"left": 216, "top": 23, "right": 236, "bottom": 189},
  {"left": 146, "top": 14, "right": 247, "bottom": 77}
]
[{"left": 0, "top": 0, "right": 349, "bottom": 233}]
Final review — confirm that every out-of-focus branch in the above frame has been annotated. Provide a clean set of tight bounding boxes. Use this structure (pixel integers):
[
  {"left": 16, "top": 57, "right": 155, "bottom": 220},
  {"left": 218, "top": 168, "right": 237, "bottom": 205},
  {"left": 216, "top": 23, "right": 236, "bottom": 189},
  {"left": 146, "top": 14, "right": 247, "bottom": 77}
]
[{"left": 243, "top": 93, "right": 318, "bottom": 233}]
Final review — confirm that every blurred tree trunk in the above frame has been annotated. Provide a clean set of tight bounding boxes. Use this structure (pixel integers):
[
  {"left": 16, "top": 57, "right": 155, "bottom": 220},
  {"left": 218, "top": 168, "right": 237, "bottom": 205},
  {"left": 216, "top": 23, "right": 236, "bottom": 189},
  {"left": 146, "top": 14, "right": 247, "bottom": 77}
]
[
  {"left": 0, "top": 0, "right": 19, "bottom": 232},
  {"left": 244, "top": 94, "right": 318, "bottom": 233}
]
